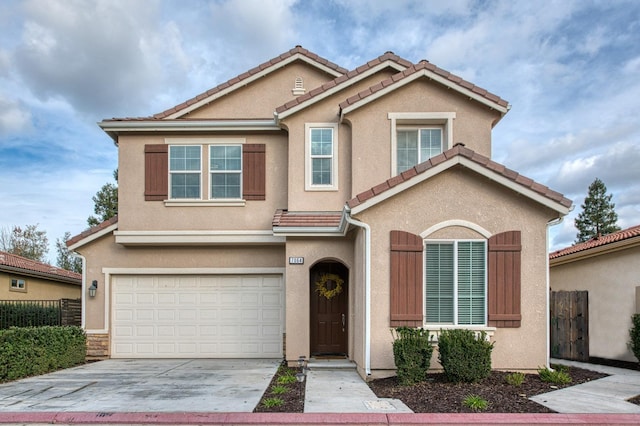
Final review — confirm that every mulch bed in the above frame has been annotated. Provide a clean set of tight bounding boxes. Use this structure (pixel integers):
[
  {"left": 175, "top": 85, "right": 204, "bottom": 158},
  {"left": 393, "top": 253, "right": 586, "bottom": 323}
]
[
  {"left": 368, "top": 366, "right": 608, "bottom": 413},
  {"left": 254, "top": 362, "right": 634, "bottom": 413}
]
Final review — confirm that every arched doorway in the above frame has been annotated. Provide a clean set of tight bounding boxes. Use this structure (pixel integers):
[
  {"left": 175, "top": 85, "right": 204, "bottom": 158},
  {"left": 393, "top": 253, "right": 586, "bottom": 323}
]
[{"left": 309, "top": 260, "right": 348, "bottom": 356}]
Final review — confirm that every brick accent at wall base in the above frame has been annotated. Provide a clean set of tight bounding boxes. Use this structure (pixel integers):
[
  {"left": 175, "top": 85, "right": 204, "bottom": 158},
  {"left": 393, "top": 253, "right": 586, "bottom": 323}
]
[{"left": 86, "top": 333, "right": 109, "bottom": 360}]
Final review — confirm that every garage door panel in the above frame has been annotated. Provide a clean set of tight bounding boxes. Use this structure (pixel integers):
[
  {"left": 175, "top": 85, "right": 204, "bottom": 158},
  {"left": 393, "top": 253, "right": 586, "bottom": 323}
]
[{"left": 112, "top": 274, "right": 283, "bottom": 358}]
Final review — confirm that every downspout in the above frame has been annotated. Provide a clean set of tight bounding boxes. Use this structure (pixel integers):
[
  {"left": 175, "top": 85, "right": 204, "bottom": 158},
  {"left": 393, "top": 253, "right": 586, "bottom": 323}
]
[
  {"left": 73, "top": 252, "right": 87, "bottom": 329},
  {"left": 546, "top": 216, "right": 564, "bottom": 368},
  {"left": 344, "top": 209, "right": 371, "bottom": 376}
]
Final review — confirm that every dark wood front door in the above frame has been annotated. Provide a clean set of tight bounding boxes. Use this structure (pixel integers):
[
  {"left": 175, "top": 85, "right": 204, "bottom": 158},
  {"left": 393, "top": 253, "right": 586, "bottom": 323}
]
[{"left": 310, "top": 262, "right": 348, "bottom": 356}]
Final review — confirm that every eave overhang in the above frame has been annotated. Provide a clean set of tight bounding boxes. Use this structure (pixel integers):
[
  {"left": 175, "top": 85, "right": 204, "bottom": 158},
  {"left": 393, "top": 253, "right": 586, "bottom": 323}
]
[
  {"left": 550, "top": 236, "right": 640, "bottom": 266},
  {"left": 98, "top": 119, "right": 282, "bottom": 144},
  {"left": 114, "top": 230, "right": 285, "bottom": 246}
]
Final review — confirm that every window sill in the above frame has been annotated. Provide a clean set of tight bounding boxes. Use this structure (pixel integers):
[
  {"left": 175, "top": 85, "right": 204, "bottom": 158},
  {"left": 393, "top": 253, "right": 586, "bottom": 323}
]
[
  {"left": 164, "top": 199, "right": 246, "bottom": 207},
  {"left": 423, "top": 325, "right": 496, "bottom": 342}
]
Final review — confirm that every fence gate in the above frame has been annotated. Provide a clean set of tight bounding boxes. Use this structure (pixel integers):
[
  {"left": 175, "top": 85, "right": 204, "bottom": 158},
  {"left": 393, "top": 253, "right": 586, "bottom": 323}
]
[{"left": 550, "top": 290, "right": 589, "bottom": 361}]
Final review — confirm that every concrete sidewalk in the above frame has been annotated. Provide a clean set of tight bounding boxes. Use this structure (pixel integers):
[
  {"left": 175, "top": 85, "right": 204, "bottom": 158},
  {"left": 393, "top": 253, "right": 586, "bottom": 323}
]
[{"left": 531, "top": 359, "right": 640, "bottom": 413}]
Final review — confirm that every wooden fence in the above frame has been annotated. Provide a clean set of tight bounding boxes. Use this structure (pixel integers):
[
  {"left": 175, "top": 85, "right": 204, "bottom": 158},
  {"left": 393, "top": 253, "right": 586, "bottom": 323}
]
[{"left": 550, "top": 290, "right": 589, "bottom": 361}]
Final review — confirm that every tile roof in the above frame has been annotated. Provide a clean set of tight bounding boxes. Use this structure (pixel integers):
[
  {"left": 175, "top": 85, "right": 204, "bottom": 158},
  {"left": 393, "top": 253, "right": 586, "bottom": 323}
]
[
  {"left": 66, "top": 215, "right": 119, "bottom": 248},
  {"left": 272, "top": 210, "right": 343, "bottom": 228},
  {"left": 338, "top": 60, "right": 509, "bottom": 113},
  {"left": 550, "top": 224, "right": 640, "bottom": 259},
  {"left": 0, "top": 251, "right": 81, "bottom": 284},
  {"left": 346, "top": 143, "right": 572, "bottom": 210},
  {"left": 274, "top": 51, "right": 412, "bottom": 115},
  {"left": 120, "top": 46, "right": 348, "bottom": 122}
]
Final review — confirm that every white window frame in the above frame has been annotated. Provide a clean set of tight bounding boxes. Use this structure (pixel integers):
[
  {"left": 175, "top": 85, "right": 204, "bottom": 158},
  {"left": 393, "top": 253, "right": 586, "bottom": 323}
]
[
  {"left": 423, "top": 239, "right": 487, "bottom": 327},
  {"left": 169, "top": 144, "right": 202, "bottom": 200},
  {"left": 164, "top": 138, "right": 247, "bottom": 206},
  {"left": 10, "top": 278, "right": 26, "bottom": 292},
  {"left": 389, "top": 112, "right": 455, "bottom": 176},
  {"left": 209, "top": 144, "right": 242, "bottom": 200},
  {"left": 305, "top": 123, "right": 339, "bottom": 191}
]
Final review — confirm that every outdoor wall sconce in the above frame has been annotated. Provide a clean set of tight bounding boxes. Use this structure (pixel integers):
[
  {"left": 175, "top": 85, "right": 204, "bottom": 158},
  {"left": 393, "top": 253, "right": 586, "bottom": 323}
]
[{"left": 88, "top": 280, "right": 98, "bottom": 298}]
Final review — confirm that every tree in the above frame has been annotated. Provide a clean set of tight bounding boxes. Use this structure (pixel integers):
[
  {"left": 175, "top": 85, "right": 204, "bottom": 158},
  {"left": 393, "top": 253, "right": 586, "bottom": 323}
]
[
  {"left": 574, "top": 177, "right": 621, "bottom": 243},
  {"left": 0, "top": 224, "right": 49, "bottom": 262},
  {"left": 88, "top": 169, "right": 118, "bottom": 227},
  {"left": 56, "top": 232, "right": 82, "bottom": 273}
]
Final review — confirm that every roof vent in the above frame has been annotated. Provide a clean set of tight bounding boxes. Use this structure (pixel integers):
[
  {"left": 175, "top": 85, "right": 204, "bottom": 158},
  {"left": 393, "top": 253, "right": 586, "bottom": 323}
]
[{"left": 292, "top": 77, "right": 305, "bottom": 96}]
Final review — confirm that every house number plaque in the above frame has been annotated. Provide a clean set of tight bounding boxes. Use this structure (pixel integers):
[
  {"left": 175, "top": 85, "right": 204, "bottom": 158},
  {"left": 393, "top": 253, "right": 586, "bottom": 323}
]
[{"left": 289, "top": 257, "right": 304, "bottom": 265}]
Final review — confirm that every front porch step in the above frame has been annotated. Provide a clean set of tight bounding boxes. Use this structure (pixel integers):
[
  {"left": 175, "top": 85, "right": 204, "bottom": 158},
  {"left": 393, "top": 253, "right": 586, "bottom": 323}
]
[{"left": 307, "top": 358, "right": 356, "bottom": 370}]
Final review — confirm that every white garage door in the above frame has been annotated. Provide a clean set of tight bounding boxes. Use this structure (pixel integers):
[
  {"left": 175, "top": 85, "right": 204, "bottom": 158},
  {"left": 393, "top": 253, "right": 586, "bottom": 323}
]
[{"left": 111, "top": 275, "right": 284, "bottom": 358}]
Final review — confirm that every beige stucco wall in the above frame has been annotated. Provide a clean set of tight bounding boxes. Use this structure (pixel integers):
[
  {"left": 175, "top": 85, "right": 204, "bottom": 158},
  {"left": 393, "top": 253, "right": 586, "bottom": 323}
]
[
  {"left": 550, "top": 244, "right": 640, "bottom": 362},
  {"left": 284, "top": 237, "right": 355, "bottom": 363},
  {"left": 76, "top": 233, "right": 285, "bottom": 332},
  {"left": 0, "top": 272, "right": 80, "bottom": 300},
  {"left": 185, "top": 62, "right": 337, "bottom": 119},
  {"left": 117, "top": 132, "right": 288, "bottom": 231},
  {"left": 344, "top": 79, "right": 501, "bottom": 196},
  {"left": 355, "top": 167, "right": 558, "bottom": 375}
]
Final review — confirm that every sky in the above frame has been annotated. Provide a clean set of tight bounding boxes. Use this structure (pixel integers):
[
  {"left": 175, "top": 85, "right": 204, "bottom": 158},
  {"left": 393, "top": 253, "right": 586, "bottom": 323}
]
[{"left": 1, "top": 0, "right": 639, "bottom": 263}]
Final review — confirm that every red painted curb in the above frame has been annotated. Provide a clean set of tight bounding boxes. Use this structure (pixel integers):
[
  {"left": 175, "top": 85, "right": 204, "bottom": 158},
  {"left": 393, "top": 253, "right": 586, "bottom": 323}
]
[{"left": 0, "top": 412, "right": 639, "bottom": 425}]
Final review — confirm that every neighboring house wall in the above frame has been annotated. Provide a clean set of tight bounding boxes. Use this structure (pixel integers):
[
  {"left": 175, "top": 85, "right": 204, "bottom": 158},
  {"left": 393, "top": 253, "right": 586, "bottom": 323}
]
[
  {"left": 356, "top": 168, "right": 558, "bottom": 372},
  {"left": 0, "top": 271, "right": 80, "bottom": 300},
  {"left": 550, "top": 242, "right": 640, "bottom": 363}
]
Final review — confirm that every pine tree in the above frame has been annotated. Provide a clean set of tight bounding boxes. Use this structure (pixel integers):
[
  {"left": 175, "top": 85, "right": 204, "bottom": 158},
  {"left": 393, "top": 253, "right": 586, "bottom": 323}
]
[
  {"left": 574, "top": 177, "right": 620, "bottom": 243},
  {"left": 88, "top": 169, "right": 118, "bottom": 227}
]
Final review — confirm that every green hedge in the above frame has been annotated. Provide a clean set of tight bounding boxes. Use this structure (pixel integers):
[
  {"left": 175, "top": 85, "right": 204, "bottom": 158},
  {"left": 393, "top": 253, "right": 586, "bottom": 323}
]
[
  {"left": 630, "top": 314, "right": 640, "bottom": 362},
  {"left": 392, "top": 327, "right": 433, "bottom": 385},
  {"left": 437, "top": 329, "right": 494, "bottom": 383},
  {"left": 0, "top": 326, "right": 86, "bottom": 382}
]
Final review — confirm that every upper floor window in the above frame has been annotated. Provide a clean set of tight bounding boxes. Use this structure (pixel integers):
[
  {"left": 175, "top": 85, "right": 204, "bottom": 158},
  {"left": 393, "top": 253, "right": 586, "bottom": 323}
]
[
  {"left": 170, "top": 145, "right": 201, "bottom": 199},
  {"left": 425, "top": 240, "right": 486, "bottom": 326},
  {"left": 389, "top": 112, "right": 455, "bottom": 176},
  {"left": 397, "top": 128, "right": 443, "bottom": 173},
  {"left": 210, "top": 145, "right": 242, "bottom": 199},
  {"left": 305, "top": 123, "right": 339, "bottom": 191},
  {"left": 10, "top": 278, "right": 26, "bottom": 292}
]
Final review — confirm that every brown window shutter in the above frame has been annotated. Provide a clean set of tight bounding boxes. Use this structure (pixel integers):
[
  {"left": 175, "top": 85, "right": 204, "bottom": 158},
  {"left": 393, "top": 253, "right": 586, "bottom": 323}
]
[
  {"left": 390, "top": 230, "right": 423, "bottom": 327},
  {"left": 488, "top": 230, "right": 522, "bottom": 328},
  {"left": 144, "top": 144, "right": 168, "bottom": 201},
  {"left": 243, "top": 144, "right": 266, "bottom": 200}
]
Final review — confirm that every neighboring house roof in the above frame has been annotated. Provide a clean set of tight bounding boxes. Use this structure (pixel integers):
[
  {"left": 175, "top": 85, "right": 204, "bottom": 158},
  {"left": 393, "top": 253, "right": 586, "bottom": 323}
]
[
  {"left": 67, "top": 215, "right": 119, "bottom": 251},
  {"left": 0, "top": 251, "right": 81, "bottom": 285},
  {"left": 339, "top": 60, "right": 510, "bottom": 120},
  {"left": 274, "top": 51, "right": 412, "bottom": 119},
  {"left": 346, "top": 143, "right": 572, "bottom": 215},
  {"left": 550, "top": 224, "right": 640, "bottom": 263}
]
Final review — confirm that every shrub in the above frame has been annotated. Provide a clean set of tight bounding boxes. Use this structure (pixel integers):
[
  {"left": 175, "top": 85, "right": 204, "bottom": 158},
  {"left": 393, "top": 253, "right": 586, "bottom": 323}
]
[
  {"left": 629, "top": 314, "right": 640, "bottom": 362},
  {"left": 0, "top": 326, "right": 86, "bottom": 382},
  {"left": 437, "top": 329, "right": 494, "bottom": 383},
  {"left": 538, "top": 366, "right": 571, "bottom": 385},
  {"left": 463, "top": 394, "right": 488, "bottom": 411},
  {"left": 392, "top": 327, "right": 434, "bottom": 385},
  {"left": 505, "top": 372, "right": 525, "bottom": 386}
]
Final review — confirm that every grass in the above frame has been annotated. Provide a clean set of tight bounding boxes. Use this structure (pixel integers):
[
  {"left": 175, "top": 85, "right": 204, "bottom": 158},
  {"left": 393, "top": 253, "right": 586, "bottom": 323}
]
[
  {"left": 538, "top": 366, "right": 572, "bottom": 385},
  {"left": 462, "top": 394, "right": 489, "bottom": 411},
  {"left": 505, "top": 372, "right": 525, "bottom": 386},
  {"left": 261, "top": 397, "right": 284, "bottom": 408}
]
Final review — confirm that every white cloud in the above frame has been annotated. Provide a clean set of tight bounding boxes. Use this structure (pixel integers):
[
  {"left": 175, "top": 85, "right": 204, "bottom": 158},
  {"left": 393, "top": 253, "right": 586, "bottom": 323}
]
[{"left": 0, "top": 95, "right": 31, "bottom": 135}]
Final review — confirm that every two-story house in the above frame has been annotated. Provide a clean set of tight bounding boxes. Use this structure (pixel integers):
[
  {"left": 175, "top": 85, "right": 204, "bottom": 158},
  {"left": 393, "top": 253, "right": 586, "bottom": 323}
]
[{"left": 68, "top": 46, "right": 571, "bottom": 377}]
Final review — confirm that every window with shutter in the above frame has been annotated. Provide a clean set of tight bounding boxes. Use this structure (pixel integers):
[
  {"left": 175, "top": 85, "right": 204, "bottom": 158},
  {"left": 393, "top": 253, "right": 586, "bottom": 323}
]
[
  {"left": 487, "top": 231, "right": 522, "bottom": 328},
  {"left": 425, "top": 240, "right": 486, "bottom": 326},
  {"left": 144, "top": 143, "right": 265, "bottom": 202},
  {"left": 145, "top": 144, "right": 168, "bottom": 201},
  {"left": 390, "top": 230, "right": 423, "bottom": 327}
]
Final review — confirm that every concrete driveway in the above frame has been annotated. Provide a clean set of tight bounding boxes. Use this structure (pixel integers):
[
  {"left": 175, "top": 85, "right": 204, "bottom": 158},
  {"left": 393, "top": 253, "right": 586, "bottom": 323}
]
[{"left": 0, "top": 359, "right": 280, "bottom": 412}]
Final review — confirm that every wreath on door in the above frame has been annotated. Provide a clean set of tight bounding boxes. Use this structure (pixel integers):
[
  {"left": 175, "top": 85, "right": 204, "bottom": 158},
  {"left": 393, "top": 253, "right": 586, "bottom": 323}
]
[{"left": 315, "top": 273, "right": 344, "bottom": 299}]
